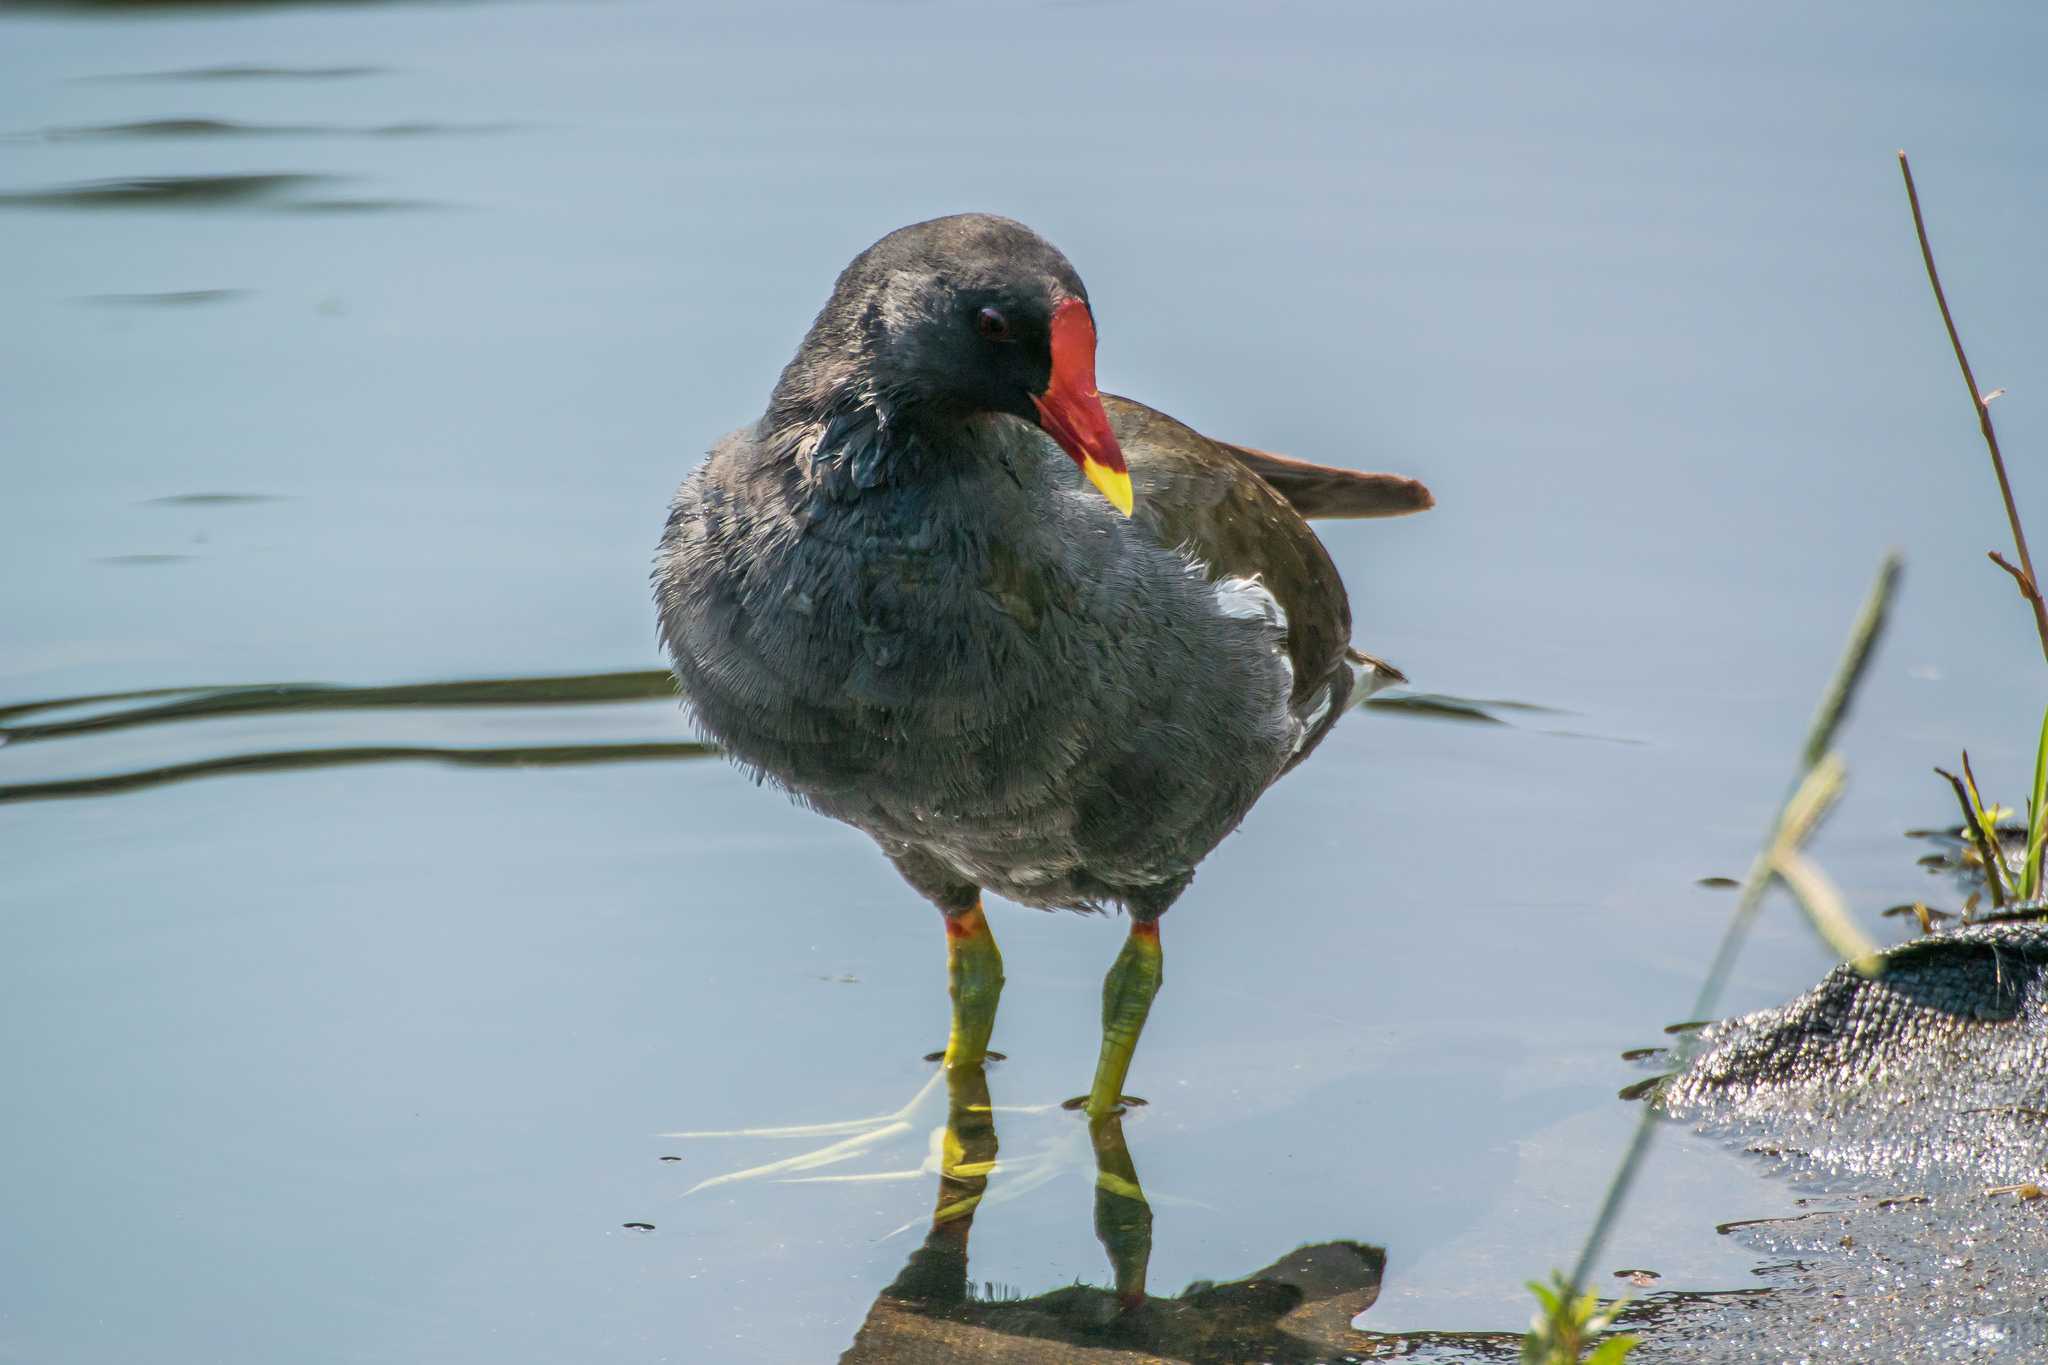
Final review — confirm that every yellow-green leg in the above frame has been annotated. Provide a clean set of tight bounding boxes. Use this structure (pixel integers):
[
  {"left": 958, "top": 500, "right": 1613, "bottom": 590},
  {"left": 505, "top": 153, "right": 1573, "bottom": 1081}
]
[
  {"left": 1080, "top": 919, "right": 1164, "bottom": 1118},
  {"left": 941, "top": 901, "right": 1004, "bottom": 1069}
]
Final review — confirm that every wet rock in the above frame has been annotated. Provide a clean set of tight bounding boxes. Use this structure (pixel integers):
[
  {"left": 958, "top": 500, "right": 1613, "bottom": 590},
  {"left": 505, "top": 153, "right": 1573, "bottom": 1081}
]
[
  {"left": 841, "top": 1241, "right": 1386, "bottom": 1364},
  {"left": 1640, "top": 924, "right": 2048, "bottom": 1362}
]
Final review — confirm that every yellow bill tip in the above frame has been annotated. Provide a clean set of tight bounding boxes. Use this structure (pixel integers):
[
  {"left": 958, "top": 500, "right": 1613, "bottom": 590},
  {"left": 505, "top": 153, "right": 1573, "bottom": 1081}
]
[{"left": 1084, "top": 459, "right": 1135, "bottom": 517}]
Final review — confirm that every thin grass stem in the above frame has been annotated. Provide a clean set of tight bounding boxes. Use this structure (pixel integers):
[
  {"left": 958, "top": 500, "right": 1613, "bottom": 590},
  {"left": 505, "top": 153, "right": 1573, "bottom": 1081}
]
[
  {"left": 1935, "top": 765, "right": 2006, "bottom": 911},
  {"left": 2026, "top": 707, "right": 2048, "bottom": 900},
  {"left": 1898, "top": 151, "right": 2048, "bottom": 662},
  {"left": 1564, "top": 554, "right": 1900, "bottom": 1296}
]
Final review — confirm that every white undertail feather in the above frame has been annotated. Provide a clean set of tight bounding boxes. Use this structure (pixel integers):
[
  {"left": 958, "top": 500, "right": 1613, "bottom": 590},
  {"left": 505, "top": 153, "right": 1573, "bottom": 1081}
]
[
  {"left": 1211, "top": 573, "right": 1289, "bottom": 631},
  {"left": 1208, "top": 568, "right": 1407, "bottom": 753},
  {"left": 1210, "top": 573, "right": 1314, "bottom": 753},
  {"left": 1346, "top": 647, "right": 1406, "bottom": 702}
]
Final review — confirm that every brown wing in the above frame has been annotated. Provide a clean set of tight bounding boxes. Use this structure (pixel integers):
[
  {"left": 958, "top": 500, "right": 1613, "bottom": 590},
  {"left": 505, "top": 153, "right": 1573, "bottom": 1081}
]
[{"left": 1102, "top": 394, "right": 1363, "bottom": 707}]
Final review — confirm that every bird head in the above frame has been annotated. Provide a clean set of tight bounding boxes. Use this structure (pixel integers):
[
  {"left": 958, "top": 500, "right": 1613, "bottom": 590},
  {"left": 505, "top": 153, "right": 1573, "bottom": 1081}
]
[{"left": 787, "top": 214, "right": 1132, "bottom": 515}]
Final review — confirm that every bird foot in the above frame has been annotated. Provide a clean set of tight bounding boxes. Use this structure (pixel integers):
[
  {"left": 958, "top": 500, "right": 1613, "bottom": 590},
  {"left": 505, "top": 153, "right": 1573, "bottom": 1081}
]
[
  {"left": 662, "top": 1067, "right": 1100, "bottom": 1223},
  {"left": 1060, "top": 1094, "right": 1147, "bottom": 1115},
  {"left": 662, "top": 1069, "right": 948, "bottom": 1195},
  {"left": 923, "top": 1049, "right": 1006, "bottom": 1065}
]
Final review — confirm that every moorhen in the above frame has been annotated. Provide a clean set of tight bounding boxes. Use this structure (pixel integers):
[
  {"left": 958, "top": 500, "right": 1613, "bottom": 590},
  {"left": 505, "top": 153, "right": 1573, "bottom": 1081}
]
[{"left": 654, "top": 214, "right": 1431, "bottom": 1117}]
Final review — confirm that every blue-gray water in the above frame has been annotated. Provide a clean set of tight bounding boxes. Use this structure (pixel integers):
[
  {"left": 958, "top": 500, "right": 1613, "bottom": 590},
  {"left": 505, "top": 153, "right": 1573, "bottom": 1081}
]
[{"left": 3, "top": 2, "right": 2045, "bottom": 1360}]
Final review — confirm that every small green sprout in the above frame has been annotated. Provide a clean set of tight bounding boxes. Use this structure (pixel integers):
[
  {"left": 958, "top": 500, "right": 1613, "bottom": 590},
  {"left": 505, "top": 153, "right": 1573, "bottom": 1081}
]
[{"left": 1522, "top": 1273, "right": 1639, "bottom": 1365}]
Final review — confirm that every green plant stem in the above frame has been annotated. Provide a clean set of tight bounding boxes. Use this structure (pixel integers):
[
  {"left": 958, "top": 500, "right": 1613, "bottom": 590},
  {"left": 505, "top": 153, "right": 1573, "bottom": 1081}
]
[
  {"left": 1564, "top": 554, "right": 1901, "bottom": 1296},
  {"left": 1936, "top": 765, "right": 2009, "bottom": 910},
  {"left": 2027, "top": 706, "right": 2048, "bottom": 900},
  {"left": 1898, "top": 151, "right": 2048, "bottom": 663}
]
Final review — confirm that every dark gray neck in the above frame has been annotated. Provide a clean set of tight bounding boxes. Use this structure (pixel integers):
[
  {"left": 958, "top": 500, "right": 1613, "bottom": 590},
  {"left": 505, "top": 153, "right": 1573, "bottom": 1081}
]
[{"left": 772, "top": 385, "right": 1027, "bottom": 510}]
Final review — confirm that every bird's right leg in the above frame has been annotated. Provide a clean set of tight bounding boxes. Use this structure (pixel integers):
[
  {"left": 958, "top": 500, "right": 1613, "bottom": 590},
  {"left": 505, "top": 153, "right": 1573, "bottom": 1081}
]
[
  {"left": 1071, "top": 917, "right": 1164, "bottom": 1118},
  {"left": 941, "top": 899, "right": 1004, "bottom": 1069},
  {"left": 889, "top": 849, "right": 1004, "bottom": 1068}
]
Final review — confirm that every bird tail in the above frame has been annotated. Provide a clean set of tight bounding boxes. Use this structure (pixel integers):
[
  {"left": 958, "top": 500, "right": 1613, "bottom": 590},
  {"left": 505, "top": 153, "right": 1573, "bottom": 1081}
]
[
  {"left": 1345, "top": 645, "right": 1406, "bottom": 701},
  {"left": 1215, "top": 442, "right": 1434, "bottom": 521}
]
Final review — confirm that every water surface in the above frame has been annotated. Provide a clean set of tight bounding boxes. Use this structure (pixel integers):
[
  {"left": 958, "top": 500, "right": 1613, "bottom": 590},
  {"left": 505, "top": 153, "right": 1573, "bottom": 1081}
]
[{"left": 4, "top": 2, "right": 2046, "bottom": 1360}]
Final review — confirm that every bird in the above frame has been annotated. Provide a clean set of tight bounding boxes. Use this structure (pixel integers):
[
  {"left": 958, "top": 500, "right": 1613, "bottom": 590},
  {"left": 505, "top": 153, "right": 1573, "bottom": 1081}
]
[{"left": 653, "top": 214, "right": 1431, "bottom": 1118}]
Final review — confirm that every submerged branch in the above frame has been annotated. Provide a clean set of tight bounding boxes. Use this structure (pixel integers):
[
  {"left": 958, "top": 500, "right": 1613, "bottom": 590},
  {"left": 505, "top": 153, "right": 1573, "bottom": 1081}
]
[
  {"left": 0, "top": 740, "right": 717, "bottom": 804},
  {"left": 0, "top": 670, "right": 681, "bottom": 744}
]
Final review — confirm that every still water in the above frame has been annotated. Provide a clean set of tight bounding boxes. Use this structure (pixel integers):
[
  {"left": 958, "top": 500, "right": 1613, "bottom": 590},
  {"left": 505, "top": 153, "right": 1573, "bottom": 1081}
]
[{"left": 3, "top": 2, "right": 2045, "bottom": 1360}]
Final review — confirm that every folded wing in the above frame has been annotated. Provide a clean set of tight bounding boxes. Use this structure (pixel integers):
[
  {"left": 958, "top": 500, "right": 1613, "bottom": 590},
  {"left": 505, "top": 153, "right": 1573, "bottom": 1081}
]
[{"left": 1101, "top": 393, "right": 1432, "bottom": 711}]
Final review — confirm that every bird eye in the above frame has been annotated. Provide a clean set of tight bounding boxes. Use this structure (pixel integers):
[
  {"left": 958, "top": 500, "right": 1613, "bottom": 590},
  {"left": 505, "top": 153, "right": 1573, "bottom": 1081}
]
[{"left": 975, "top": 307, "right": 1012, "bottom": 342}]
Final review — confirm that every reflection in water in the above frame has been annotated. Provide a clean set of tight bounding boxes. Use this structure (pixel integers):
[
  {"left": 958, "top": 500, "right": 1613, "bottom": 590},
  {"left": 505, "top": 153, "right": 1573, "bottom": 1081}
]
[
  {"left": 677, "top": 1063, "right": 1548, "bottom": 1361},
  {"left": 818, "top": 1065, "right": 1394, "bottom": 1364}
]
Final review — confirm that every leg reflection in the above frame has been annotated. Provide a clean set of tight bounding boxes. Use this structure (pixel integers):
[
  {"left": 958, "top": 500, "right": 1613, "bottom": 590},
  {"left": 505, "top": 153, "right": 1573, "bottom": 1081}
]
[
  {"left": 875, "top": 1062, "right": 997, "bottom": 1307},
  {"left": 844, "top": 1069, "right": 1386, "bottom": 1363},
  {"left": 863, "top": 1063, "right": 1158, "bottom": 1325},
  {"left": 934, "top": 1064, "right": 998, "bottom": 1230},
  {"left": 1089, "top": 1110, "right": 1154, "bottom": 1312}
]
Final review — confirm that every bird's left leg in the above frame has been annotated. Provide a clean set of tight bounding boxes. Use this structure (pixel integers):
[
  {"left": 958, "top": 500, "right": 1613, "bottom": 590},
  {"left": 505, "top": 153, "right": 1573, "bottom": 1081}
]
[
  {"left": 1075, "top": 916, "right": 1164, "bottom": 1119},
  {"left": 941, "top": 900, "right": 1005, "bottom": 1069}
]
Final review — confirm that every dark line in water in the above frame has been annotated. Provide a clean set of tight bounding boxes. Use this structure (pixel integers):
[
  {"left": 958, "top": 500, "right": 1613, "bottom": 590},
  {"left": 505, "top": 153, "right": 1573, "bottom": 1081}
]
[
  {"left": 143, "top": 491, "right": 281, "bottom": 504},
  {"left": 1362, "top": 692, "right": 1507, "bottom": 724},
  {"left": 1538, "top": 727, "right": 1647, "bottom": 746},
  {"left": 371, "top": 121, "right": 517, "bottom": 138},
  {"left": 0, "top": 173, "right": 333, "bottom": 210},
  {"left": 74, "top": 66, "right": 389, "bottom": 83},
  {"left": 29, "top": 118, "right": 517, "bottom": 142},
  {"left": 0, "top": 686, "right": 208, "bottom": 725},
  {"left": 281, "top": 197, "right": 444, "bottom": 214},
  {"left": 1470, "top": 697, "right": 1573, "bottom": 716},
  {"left": 34, "top": 117, "right": 289, "bottom": 140},
  {"left": 0, "top": 671, "right": 679, "bottom": 741},
  {"left": 78, "top": 289, "right": 250, "bottom": 308},
  {"left": 0, "top": 742, "right": 718, "bottom": 805},
  {"left": 1362, "top": 690, "right": 1633, "bottom": 741}
]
